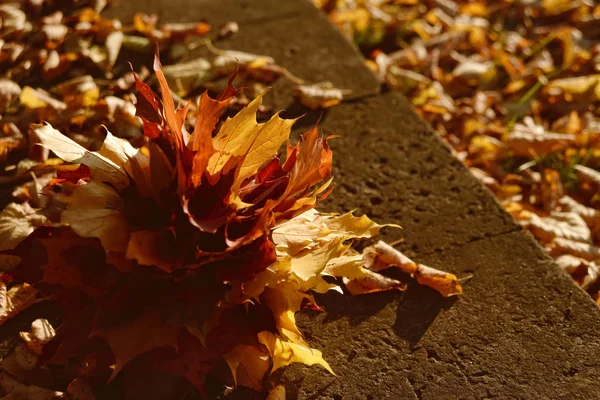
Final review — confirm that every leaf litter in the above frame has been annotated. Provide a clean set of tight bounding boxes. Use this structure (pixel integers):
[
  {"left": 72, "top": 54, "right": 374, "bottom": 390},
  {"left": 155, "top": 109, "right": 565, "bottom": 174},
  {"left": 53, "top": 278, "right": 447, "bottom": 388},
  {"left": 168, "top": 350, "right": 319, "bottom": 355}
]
[{"left": 317, "top": 0, "right": 600, "bottom": 302}]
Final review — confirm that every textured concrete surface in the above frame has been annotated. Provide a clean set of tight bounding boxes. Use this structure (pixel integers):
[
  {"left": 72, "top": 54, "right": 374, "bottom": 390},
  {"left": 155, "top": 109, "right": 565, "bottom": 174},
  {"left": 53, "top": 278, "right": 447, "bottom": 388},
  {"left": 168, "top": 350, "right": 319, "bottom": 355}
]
[{"left": 1, "top": 0, "right": 594, "bottom": 399}]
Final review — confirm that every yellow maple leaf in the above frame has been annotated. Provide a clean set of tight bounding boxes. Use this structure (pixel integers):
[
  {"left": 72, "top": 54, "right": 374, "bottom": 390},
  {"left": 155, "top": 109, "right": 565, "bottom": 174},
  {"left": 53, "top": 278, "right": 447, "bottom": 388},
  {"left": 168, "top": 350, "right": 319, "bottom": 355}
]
[
  {"left": 206, "top": 92, "right": 296, "bottom": 188},
  {"left": 223, "top": 344, "right": 270, "bottom": 391},
  {"left": 258, "top": 331, "right": 333, "bottom": 375}
]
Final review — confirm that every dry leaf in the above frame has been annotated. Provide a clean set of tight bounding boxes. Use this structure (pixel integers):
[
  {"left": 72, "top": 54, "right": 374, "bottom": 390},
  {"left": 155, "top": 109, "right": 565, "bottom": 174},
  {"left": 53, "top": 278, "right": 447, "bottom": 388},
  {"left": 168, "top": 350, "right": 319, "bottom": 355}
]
[
  {"left": 0, "top": 203, "right": 47, "bottom": 252},
  {"left": 35, "top": 124, "right": 130, "bottom": 189},
  {"left": 217, "top": 21, "right": 239, "bottom": 39},
  {"left": 0, "top": 283, "right": 41, "bottom": 326},
  {"left": 559, "top": 196, "right": 599, "bottom": 226},
  {"left": 93, "top": 312, "right": 180, "bottom": 380},
  {"left": 161, "top": 58, "right": 214, "bottom": 96},
  {"left": 223, "top": 344, "right": 270, "bottom": 391},
  {"left": 452, "top": 58, "right": 497, "bottom": 84},
  {"left": 507, "top": 118, "right": 576, "bottom": 157},
  {"left": 19, "top": 318, "right": 56, "bottom": 355},
  {"left": 548, "top": 75, "right": 600, "bottom": 100},
  {"left": 554, "top": 255, "right": 599, "bottom": 289},
  {"left": 207, "top": 92, "right": 295, "bottom": 189},
  {"left": 575, "top": 165, "right": 600, "bottom": 187},
  {"left": 363, "top": 241, "right": 462, "bottom": 297},
  {"left": 258, "top": 331, "right": 333, "bottom": 374},
  {"left": 0, "top": 78, "right": 21, "bottom": 109},
  {"left": 295, "top": 82, "right": 345, "bottom": 109},
  {"left": 212, "top": 50, "right": 276, "bottom": 76},
  {"left": 547, "top": 238, "right": 600, "bottom": 261},
  {"left": 59, "top": 181, "right": 130, "bottom": 254},
  {"left": 524, "top": 212, "right": 592, "bottom": 243},
  {"left": 343, "top": 268, "right": 406, "bottom": 295},
  {"left": 20, "top": 86, "right": 67, "bottom": 111}
]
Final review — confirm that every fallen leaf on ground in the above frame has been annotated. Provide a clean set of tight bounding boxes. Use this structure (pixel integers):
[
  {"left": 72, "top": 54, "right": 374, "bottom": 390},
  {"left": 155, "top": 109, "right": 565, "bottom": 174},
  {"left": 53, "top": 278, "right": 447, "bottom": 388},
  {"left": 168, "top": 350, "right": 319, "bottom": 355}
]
[
  {"left": 547, "top": 238, "right": 600, "bottom": 261},
  {"left": 0, "top": 202, "right": 47, "bottom": 252},
  {"left": 224, "top": 344, "right": 270, "bottom": 391},
  {"left": 343, "top": 268, "right": 406, "bottom": 295},
  {"left": 363, "top": 241, "right": 462, "bottom": 297},
  {"left": 258, "top": 331, "right": 333, "bottom": 374},
  {"left": 524, "top": 212, "right": 592, "bottom": 244},
  {"left": 0, "top": 283, "right": 41, "bottom": 326},
  {"left": 294, "top": 82, "right": 346, "bottom": 109},
  {"left": 19, "top": 318, "right": 56, "bottom": 355}
]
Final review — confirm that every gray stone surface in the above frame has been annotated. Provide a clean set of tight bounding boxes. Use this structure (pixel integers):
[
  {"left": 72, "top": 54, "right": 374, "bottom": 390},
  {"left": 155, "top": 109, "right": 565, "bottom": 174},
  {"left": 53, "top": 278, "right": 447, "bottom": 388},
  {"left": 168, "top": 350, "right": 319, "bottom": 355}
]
[
  {"left": 283, "top": 230, "right": 600, "bottom": 399},
  {"left": 314, "top": 93, "right": 519, "bottom": 256},
  {"left": 29, "top": 0, "right": 600, "bottom": 399},
  {"left": 104, "top": 0, "right": 380, "bottom": 100}
]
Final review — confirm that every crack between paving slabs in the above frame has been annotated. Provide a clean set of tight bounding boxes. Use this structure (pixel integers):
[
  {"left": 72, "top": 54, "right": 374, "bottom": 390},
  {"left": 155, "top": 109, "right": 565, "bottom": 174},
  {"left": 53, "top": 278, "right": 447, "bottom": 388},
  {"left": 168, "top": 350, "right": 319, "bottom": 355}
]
[
  {"left": 413, "top": 225, "right": 524, "bottom": 259},
  {"left": 235, "top": 10, "right": 308, "bottom": 26}
]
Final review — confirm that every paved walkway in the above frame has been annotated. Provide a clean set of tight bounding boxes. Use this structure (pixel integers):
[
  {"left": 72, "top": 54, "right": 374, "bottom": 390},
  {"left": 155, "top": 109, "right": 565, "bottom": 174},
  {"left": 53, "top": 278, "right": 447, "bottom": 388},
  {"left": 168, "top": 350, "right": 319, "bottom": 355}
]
[{"left": 100, "top": 1, "right": 600, "bottom": 399}]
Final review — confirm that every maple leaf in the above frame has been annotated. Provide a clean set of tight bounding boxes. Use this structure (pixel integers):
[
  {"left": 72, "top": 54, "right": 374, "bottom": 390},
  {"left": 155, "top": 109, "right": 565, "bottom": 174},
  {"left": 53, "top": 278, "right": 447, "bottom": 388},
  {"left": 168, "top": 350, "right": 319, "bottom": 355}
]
[
  {"left": 0, "top": 203, "right": 48, "bottom": 253},
  {"left": 93, "top": 312, "right": 180, "bottom": 381},
  {"left": 273, "top": 209, "right": 391, "bottom": 254},
  {"left": 279, "top": 126, "right": 333, "bottom": 202},
  {"left": 58, "top": 181, "right": 130, "bottom": 254},
  {"left": 0, "top": 203, "right": 47, "bottom": 271},
  {"left": 559, "top": 196, "right": 599, "bottom": 226},
  {"left": 97, "top": 132, "right": 153, "bottom": 197},
  {"left": 205, "top": 91, "right": 296, "bottom": 189},
  {"left": 223, "top": 344, "right": 270, "bottom": 391},
  {"left": 258, "top": 331, "right": 333, "bottom": 374},
  {"left": 262, "top": 282, "right": 312, "bottom": 345},
  {"left": 35, "top": 124, "right": 131, "bottom": 190},
  {"left": 10, "top": 227, "right": 98, "bottom": 290},
  {"left": 0, "top": 282, "right": 41, "bottom": 326}
]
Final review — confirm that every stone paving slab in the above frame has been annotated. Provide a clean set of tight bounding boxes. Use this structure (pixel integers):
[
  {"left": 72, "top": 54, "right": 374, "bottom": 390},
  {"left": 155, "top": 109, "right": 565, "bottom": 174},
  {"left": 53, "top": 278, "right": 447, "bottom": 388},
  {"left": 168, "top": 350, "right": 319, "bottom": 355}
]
[
  {"left": 104, "top": 0, "right": 312, "bottom": 26},
  {"left": 282, "top": 229, "right": 600, "bottom": 399},
  {"left": 104, "top": 0, "right": 380, "bottom": 100},
  {"left": 101, "top": 0, "right": 599, "bottom": 398},
  {"left": 314, "top": 93, "right": 519, "bottom": 256}
]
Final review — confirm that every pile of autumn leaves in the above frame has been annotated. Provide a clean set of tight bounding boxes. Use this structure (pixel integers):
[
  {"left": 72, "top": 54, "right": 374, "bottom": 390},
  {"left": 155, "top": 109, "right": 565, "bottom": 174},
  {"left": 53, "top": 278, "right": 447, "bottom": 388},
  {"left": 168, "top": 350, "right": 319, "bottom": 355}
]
[{"left": 0, "top": 55, "right": 461, "bottom": 398}]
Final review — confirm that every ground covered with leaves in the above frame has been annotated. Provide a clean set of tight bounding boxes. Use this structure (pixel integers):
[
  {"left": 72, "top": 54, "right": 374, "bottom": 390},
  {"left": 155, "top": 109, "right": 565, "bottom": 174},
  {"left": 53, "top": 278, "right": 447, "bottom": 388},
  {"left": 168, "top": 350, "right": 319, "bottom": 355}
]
[
  {"left": 0, "top": 1, "right": 463, "bottom": 399},
  {"left": 316, "top": 0, "right": 600, "bottom": 302}
]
